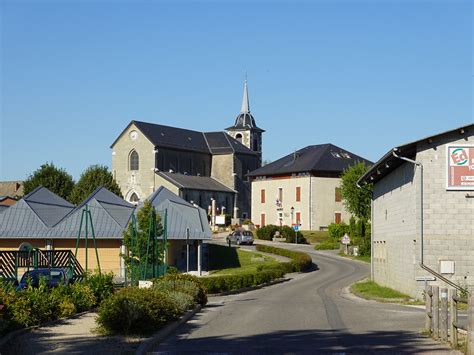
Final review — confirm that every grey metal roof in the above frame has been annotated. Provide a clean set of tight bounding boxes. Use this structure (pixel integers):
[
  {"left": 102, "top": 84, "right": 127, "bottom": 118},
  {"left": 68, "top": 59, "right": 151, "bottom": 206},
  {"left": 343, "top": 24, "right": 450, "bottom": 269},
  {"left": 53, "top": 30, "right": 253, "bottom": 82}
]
[
  {"left": 23, "top": 186, "right": 74, "bottom": 227},
  {"left": 0, "top": 205, "right": 9, "bottom": 214},
  {"left": 204, "top": 131, "right": 258, "bottom": 155},
  {"left": 248, "top": 144, "right": 372, "bottom": 177},
  {"left": 0, "top": 186, "right": 134, "bottom": 239},
  {"left": 148, "top": 186, "right": 211, "bottom": 240},
  {"left": 156, "top": 172, "right": 236, "bottom": 193},
  {"left": 358, "top": 123, "right": 473, "bottom": 186}
]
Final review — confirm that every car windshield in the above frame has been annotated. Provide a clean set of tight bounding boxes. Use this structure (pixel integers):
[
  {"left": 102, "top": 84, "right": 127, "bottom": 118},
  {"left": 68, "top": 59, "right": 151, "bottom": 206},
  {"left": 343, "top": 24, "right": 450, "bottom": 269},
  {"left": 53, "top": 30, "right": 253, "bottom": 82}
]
[{"left": 243, "top": 231, "right": 253, "bottom": 236}]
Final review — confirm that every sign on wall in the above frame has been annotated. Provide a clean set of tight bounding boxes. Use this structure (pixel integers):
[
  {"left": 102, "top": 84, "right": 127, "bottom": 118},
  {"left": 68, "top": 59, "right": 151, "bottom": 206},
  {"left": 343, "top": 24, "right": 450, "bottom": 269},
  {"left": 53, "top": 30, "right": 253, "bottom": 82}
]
[{"left": 447, "top": 145, "right": 474, "bottom": 190}]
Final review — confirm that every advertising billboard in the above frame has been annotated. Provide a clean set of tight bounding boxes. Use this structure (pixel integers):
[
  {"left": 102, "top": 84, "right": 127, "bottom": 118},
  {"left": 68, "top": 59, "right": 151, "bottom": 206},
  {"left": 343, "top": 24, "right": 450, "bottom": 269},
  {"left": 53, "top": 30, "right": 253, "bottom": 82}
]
[{"left": 447, "top": 145, "right": 474, "bottom": 190}]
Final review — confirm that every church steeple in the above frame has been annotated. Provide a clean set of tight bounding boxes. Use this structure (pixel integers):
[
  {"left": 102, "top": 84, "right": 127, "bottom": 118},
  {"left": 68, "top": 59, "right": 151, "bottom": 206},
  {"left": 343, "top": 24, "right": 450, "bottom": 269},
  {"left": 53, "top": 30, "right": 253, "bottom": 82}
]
[
  {"left": 225, "top": 79, "right": 265, "bottom": 165},
  {"left": 241, "top": 79, "right": 250, "bottom": 114}
]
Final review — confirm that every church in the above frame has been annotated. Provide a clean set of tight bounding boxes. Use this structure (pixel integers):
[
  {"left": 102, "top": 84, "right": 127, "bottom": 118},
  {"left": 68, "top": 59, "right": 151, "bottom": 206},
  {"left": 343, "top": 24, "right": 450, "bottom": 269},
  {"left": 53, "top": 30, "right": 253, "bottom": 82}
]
[{"left": 111, "top": 81, "right": 264, "bottom": 220}]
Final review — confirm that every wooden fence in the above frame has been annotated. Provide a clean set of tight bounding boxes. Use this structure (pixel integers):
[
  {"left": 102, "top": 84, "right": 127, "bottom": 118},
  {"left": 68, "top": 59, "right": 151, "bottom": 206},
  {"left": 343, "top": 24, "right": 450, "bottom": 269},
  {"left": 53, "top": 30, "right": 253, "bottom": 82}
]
[{"left": 425, "top": 285, "right": 474, "bottom": 353}]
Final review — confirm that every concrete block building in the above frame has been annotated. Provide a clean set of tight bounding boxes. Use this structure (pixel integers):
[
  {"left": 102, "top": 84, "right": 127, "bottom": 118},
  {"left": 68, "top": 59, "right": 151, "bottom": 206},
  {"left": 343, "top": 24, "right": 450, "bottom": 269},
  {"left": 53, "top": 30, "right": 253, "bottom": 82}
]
[
  {"left": 249, "top": 144, "right": 371, "bottom": 230},
  {"left": 358, "top": 124, "right": 474, "bottom": 298}
]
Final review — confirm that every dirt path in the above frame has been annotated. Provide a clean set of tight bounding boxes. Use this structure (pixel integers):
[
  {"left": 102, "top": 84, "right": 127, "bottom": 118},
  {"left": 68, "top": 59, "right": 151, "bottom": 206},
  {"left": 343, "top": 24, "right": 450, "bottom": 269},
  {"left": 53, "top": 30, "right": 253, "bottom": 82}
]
[{"left": 2, "top": 312, "right": 144, "bottom": 354}]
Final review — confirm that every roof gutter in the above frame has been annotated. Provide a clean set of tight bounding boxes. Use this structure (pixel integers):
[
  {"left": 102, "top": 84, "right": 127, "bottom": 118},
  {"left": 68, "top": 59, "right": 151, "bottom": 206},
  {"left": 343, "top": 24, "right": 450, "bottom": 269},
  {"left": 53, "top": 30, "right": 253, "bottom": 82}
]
[{"left": 392, "top": 148, "right": 462, "bottom": 291}]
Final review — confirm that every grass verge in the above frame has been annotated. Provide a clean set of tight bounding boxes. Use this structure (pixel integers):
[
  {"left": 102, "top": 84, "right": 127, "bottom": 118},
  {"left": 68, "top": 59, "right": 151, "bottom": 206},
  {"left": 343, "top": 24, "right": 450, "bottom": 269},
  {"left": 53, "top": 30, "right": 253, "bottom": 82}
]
[
  {"left": 351, "top": 280, "right": 413, "bottom": 303},
  {"left": 338, "top": 252, "right": 371, "bottom": 263}
]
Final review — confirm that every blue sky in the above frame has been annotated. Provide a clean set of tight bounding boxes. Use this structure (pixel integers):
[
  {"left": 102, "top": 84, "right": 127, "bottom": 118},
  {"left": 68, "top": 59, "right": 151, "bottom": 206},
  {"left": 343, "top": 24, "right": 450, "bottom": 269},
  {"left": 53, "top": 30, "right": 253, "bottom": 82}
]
[{"left": 1, "top": 0, "right": 472, "bottom": 181}]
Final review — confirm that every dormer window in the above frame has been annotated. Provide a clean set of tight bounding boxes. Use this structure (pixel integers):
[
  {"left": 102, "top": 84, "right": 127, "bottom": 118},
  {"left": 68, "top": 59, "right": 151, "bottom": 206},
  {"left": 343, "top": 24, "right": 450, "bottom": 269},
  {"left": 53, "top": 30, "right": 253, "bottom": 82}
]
[{"left": 129, "top": 150, "right": 139, "bottom": 171}]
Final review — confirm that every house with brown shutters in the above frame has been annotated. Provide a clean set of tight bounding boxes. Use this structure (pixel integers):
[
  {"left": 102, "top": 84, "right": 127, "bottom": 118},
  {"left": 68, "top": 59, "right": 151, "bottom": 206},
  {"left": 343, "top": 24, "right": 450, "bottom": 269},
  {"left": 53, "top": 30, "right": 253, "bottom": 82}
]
[{"left": 249, "top": 144, "right": 371, "bottom": 230}]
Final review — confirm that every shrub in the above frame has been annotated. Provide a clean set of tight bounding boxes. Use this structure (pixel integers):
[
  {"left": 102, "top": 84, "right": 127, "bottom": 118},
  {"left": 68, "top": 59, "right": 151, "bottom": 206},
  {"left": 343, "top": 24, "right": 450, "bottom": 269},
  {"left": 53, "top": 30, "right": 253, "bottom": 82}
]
[
  {"left": 82, "top": 271, "right": 114, "bottom": 305},
  {"left": 167, "top": 291, "right": 195, "bottom": 313},
  {"left": 69, "top": 283, "right": 96, "bottom": 312},
  {"left": 255, "top": 245, "right": 312, "bottom": 272},
  {"left": 157, "top": 273, "right": 207, "bottom": 306},
  {"left": 328, "top": 222, "right": 350, "bottom": 240},
  {"left": 278, "top": 226, "right": 307, "bottom": 244},
  {"left": 96, "top": 287, "right": 181, "bottom": 335},
  {"left": 256, "top": 225, "right": 279, "bottom": 240}
]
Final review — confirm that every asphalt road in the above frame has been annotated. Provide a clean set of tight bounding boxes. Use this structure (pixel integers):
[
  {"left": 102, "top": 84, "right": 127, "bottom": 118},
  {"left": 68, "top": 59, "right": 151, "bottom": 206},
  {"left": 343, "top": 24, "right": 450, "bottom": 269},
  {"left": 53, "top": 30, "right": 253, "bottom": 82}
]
[{"left": 154, "top": 243, "right": 459, "bottom": 354}]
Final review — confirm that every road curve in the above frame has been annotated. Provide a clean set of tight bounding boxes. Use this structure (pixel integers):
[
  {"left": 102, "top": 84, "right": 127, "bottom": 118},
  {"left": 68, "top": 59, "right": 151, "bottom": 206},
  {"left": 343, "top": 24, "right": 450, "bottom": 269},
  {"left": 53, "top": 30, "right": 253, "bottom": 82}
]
[{"left": 154, "top": 243, "right": 458, "bottom": 354}]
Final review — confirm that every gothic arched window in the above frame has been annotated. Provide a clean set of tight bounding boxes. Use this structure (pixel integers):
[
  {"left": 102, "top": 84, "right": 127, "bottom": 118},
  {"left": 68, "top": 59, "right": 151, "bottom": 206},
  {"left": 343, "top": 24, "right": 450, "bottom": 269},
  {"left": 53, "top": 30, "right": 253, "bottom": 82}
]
[
  {"left": 129, "top": 192, "right": 139, "bottom": 204},
  {"left": 129, "top": 150, "right": 139, "bottom": 171},
  {"left": 235, "top": 133, "right": 243, "bottom": 143}
]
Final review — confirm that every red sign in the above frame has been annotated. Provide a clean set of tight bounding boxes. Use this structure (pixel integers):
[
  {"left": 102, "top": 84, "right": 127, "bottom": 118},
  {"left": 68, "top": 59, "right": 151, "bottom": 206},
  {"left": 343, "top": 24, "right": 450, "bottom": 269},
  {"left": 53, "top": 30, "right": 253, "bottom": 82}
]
[{"left": 447, "top": 145, "right": 474, "bottom": 190}]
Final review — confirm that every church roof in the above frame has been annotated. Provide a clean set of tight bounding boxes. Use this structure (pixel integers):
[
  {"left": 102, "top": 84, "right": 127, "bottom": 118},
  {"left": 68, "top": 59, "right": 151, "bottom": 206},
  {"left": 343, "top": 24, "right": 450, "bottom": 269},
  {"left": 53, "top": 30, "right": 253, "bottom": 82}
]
[
  {"left": 156, "top": 172, "right": 235, "bottom": 193},
  {"left": 248, "top": 144, "right": 372, "bottom": 177},
  {"left": 112, "top": 121, "right": 258, "bottom": 156}
]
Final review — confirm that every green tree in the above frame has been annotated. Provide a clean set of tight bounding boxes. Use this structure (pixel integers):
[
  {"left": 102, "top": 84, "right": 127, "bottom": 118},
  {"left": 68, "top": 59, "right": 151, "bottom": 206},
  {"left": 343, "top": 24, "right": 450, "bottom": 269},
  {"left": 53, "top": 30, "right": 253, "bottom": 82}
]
[
  {"left": 69, "top": 165, "right": 122, "bottom": 204},
  {"left": 122, "top": 201, "right": 165, "bottom": 281},
  {"left": 340, "top": 162, "right": 373, "bottom": 220},
  {"left": 23, "top": 162, "right": 75, "bottom": 201}
]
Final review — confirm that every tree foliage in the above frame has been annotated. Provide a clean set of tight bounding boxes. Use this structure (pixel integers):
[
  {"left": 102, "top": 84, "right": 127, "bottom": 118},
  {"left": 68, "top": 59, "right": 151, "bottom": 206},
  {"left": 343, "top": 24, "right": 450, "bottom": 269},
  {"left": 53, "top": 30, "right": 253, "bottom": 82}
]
[
  {"left": 122, "top": 201, "right": 165, "bottom": 281},
  {"left": 340, "top": 162, "right": 373, "bottom": 220},
  {"left": 69, "top": 165, "right": 122, "bottom": 204},
  {"left": 23, "top": 162, "right": 75, "bottom": 201}
]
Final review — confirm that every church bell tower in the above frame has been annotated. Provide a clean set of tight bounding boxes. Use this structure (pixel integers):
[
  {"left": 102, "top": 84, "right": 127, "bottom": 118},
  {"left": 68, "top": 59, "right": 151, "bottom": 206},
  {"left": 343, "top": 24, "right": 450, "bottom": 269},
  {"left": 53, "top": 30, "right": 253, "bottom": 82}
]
[{"left": 225, "top": 80, "right": 265, "bottom": 163}]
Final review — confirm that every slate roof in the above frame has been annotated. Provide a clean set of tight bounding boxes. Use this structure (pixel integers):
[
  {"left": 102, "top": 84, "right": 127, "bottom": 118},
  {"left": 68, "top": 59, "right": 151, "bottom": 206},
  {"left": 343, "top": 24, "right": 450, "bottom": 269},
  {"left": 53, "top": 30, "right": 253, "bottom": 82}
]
[
  {"left": 147, "top": 186, "right": 211, "bottom": 240},
  {"left": 111, "top": 121, "right": 258, "bottom": 156},
  {"left": 248, "top": 144, "right": 372, "bottom": 177},
  {"left": 358, "top": 123, "right": 473, "bottom": 186},
  {"left": 156, "top": 172, "right": 235, "bottom": 193}
]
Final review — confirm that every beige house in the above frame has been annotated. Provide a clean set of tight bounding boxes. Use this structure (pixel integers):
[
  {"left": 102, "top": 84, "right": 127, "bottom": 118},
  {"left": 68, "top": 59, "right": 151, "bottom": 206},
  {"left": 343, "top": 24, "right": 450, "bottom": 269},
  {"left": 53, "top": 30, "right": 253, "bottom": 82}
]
[
  {"left": 110, "top": 81, "right": 263, "bottom": 219},
  {"left": 249, "top": 144, "right": 371, "bottom": 230},
  {"left": 358, "top": 124, "right": 474, "bottom": 298}
]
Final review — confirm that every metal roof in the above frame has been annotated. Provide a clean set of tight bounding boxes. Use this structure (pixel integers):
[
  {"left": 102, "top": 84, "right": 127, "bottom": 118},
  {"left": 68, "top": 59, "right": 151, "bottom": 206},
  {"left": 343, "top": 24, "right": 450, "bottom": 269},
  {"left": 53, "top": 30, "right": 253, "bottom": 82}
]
[
  {"left": 148, "top": 186, "right": 212, "bottom": 240},
  {"left": 358, "top": 123, "right": 473, "bottom": 186},
  {"left": 156, "top": 172, "right": 236, "bottom": 193},
  {"left": 248, "top": 144, "right": 372, "bottom": 177}
]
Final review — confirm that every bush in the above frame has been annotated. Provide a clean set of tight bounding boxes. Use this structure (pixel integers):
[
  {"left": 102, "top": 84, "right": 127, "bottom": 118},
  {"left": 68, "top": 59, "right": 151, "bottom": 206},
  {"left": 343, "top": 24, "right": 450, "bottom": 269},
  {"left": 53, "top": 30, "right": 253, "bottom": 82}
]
[
  {"left": 200, "top": 269, "right": 285, "bottom": 294},
  {"left": 256, "top": 225, "right": 279, "bottom": 240},
  {"left": 278, "top": 226, "right": 307, "bottom": 244},
  {"left": 167, "top": 291, "right": 194, "bottom": 313},
  {"left": 255, "top": 245, "right": 312, "bottom": 272},
  {"left": 82, "top": 271, "right": 114, "bottom": 305},
  {"left": 156, "top": 273, "right": 207, "bottom": 306},
  {"left": 69, "top": 283, "right": 96, "bottom": 312},
  {"left": 328, "top": 222, "right": 350, "bottom": 240},
  {"left": 314, "top": 240, "right": 340, "bottom": 250},
  {"left": 96, "top": 287, "right": 181, "bottom": 335}
]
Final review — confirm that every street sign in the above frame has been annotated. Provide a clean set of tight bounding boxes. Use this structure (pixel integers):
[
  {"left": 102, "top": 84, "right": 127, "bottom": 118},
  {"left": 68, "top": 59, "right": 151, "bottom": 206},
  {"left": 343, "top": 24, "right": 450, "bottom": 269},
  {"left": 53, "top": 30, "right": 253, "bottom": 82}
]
[
  {"left": 341, "top": 233, "right": 351, "bottom": 245},
  {"left": 293, "top": 225, "right": 299, "bottom": 231}
]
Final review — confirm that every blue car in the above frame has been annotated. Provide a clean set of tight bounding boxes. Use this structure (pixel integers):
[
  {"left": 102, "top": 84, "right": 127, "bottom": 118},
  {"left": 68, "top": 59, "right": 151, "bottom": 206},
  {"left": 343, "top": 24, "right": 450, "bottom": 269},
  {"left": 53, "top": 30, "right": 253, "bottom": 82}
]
[{"left": 17, "top": 268, "right": 69, "bottom": 290}]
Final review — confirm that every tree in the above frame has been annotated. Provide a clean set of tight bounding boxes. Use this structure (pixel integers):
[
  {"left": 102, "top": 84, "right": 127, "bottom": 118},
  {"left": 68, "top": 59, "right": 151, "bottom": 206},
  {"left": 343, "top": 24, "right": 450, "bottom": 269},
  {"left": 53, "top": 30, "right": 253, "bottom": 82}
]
[
  {"left": 69, "top": 165, "right": 122, "bottom": 204},
  {"left": 23, "top": 162, "right": 75, "bottom": 201},
  {"left": 340, "top": 162, "right": 373, "bottom": 220},
  {"left": 122, "top": 201, "right": 165, "bottom": 282}
]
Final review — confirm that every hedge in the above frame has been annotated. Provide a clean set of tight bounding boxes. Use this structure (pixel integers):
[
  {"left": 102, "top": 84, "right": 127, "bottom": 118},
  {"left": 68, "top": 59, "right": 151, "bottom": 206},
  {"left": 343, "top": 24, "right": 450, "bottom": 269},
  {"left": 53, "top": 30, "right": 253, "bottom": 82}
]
[
  {"left": 255, "top": 245, "right": 312, "bottom": 272},
  {"left": 200, "top": 246, "right": 313, "bottom": 294}
]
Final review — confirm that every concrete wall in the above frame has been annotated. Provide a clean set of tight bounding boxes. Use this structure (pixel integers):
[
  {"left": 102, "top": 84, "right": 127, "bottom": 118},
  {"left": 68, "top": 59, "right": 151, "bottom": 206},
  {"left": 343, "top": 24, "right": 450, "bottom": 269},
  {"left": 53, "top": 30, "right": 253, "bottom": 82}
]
[
  {"left": 112, "top": 123, "right": 156, "bottom": 202},
  {"left": 251, "top": 174, "right": 349, "bottom": 230},
  {"left": 372, "top": 131, "right": 473, "bottom": 298}
]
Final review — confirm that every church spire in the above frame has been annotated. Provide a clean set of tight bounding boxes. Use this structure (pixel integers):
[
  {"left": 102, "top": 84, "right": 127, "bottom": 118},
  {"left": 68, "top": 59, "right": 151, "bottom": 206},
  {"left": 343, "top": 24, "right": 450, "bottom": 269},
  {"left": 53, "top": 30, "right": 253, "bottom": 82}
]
[{"left": 240, "top": 79, "right": 250, "bottom": 114}]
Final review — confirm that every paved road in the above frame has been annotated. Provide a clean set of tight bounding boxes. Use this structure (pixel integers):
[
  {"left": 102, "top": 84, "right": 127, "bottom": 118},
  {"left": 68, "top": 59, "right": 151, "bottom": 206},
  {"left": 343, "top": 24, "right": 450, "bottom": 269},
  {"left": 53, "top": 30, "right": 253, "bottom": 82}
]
[{"left": 154, "top": 243, "right": 458, "bottom": 354}]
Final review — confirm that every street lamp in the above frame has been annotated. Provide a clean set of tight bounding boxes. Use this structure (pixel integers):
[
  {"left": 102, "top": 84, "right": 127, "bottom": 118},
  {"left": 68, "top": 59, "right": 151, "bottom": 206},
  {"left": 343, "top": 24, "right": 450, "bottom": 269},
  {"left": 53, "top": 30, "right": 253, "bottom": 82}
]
[
  {"left": 290, "top": 206, "right": 297, "bottom": 244},
  {"left": 290, "top": 206, "right": 294, "bottom": 225}
]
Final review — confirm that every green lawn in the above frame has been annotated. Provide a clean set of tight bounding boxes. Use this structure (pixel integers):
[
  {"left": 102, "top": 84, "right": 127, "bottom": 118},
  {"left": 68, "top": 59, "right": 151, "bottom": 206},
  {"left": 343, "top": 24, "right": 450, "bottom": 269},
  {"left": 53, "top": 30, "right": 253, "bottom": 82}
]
[
  {"left": 351, "top": 280, "right": 411, "bottom": 302},
  {"left": 300, "top": 230, "right": 329, "bottom": 244},
  {"left": 208, "top": 244, "right": 279, "bottom": 275},
  {"left": 339, "top": 252, "right": 371, "bottom": 263}
]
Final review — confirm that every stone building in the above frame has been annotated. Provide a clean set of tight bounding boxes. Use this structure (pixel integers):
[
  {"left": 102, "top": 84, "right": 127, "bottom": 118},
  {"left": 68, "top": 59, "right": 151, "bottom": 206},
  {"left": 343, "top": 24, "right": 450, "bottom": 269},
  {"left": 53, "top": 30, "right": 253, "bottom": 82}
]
[
  {"left": 111, "top": 81, "right": 263, "bottom": 219},
  {"left": 249, "top": 144, "right": 371, "bottom": 230},
  {"left": 358, "top": 124, "right": 474, "bottom": 298}
]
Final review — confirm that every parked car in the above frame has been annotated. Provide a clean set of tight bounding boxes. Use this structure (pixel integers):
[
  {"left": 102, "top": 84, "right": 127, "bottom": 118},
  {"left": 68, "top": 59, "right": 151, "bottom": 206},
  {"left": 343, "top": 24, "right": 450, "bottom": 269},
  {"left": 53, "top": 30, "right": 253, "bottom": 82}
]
[
  {"left": 226, "top": 230, "right": 254, "bottom": 245},
  {"left": 17, "top": 268, "right": 70, "bottom": 290}
]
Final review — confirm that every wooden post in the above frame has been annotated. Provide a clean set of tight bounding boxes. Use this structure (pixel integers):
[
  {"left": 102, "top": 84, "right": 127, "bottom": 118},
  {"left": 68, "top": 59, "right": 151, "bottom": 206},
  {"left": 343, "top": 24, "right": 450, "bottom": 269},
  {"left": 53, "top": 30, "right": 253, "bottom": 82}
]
[
  {"left": 450, "top": 289, "right": 457, "bottom": 347},
  {"left": 426, "top": 285, "right": 432, "bottom": 334},
  {"left": 468, "top": 294, "right": 474, "bottom": 355},
  {"left": 433, "top": 286, "right": 439, "bottom": 339},
  {"left": 440, "top": 287, "right": 448, "bottom": 342}
]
